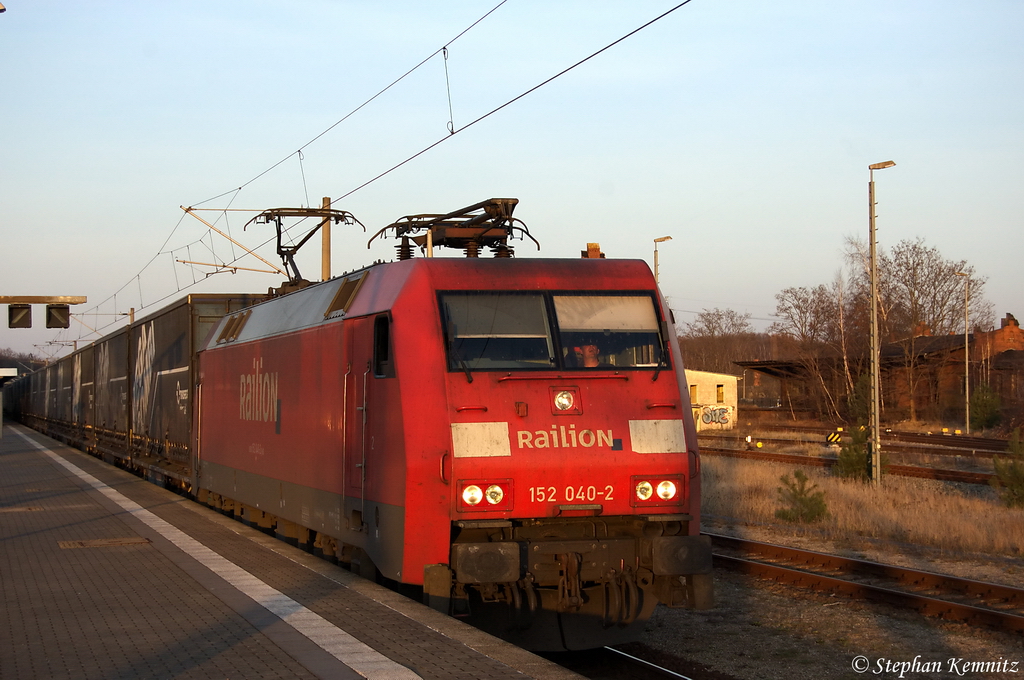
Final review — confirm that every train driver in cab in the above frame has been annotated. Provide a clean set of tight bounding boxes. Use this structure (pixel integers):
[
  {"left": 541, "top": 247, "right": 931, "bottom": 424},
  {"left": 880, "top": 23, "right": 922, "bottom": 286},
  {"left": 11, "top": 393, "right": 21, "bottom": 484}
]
[{"left": 576, "top": 339, "right": 614, "bottom": 368}]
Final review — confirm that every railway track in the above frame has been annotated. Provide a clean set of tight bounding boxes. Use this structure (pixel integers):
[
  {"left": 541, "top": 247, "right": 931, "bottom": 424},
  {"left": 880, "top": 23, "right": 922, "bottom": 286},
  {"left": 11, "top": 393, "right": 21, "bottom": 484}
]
[
  {"left": 543, "top": 645, "right": 711, "bottom": 680},
  {"left": 601, "top": 647, "right": 701, "bottom": 679},
  {"left": 708, "top": 533, "right": 1024, "bottom": 634},
  {"left": 756, "top": 424, "right": 1010, "bottom": 453},
  {"left": 700, "top": 432, "right": 1004, "bottom": 459},
  {"left": 699, "top": 446, "right": 994, "bottom": 485}
]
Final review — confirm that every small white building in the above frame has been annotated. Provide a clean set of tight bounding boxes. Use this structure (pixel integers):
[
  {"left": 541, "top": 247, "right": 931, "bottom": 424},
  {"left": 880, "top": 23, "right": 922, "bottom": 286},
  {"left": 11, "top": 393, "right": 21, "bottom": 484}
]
[{"left": 685, "top": 369, "right": 738, "bottom": 431}]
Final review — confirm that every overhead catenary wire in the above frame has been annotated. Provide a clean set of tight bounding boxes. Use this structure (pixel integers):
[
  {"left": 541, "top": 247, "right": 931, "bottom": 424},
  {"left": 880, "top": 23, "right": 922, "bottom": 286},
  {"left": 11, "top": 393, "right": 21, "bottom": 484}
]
[
  {"left": 59, "top": 2, "right": 516, "bottom": 345},
  {"left": 283, "top": 0, "right": 698, "bottom": 246},
  {"left": 189, "top": 0, "right": 510, "bottom": 209},
  {"left": 66, "top": 0, "right": 695, "bottom": 346},
  {"left": 443, "top": 46, "right": 456, "bottom": 134},
  {"left": 298, "top": 150, "right": 311, "bottom": 209}
]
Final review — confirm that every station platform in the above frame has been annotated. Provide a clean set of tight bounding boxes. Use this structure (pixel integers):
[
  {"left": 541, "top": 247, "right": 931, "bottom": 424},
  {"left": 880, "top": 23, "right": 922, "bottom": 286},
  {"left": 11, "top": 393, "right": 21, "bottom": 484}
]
[{"left": 0, "top": 423, "right": 582, "bottom": 680}]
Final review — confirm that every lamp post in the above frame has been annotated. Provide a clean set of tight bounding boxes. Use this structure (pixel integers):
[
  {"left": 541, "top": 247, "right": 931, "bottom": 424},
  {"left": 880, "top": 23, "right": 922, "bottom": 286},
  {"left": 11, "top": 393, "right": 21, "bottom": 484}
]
[
  {"left": 868, "top": 160, "right": 895, "bottom": 485},
  {"left": 654, "top": 236, "right": 672, "bottom": 283},
  {"left": 954, "top": 271, "right": 970, "bottom": 434}
]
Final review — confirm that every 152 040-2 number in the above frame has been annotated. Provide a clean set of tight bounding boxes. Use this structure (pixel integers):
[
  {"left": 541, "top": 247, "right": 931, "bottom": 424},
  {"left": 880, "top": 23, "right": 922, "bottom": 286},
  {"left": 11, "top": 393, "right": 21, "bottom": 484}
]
[{"left": 529, "top": 485, "right": 614, "bottom": 503}]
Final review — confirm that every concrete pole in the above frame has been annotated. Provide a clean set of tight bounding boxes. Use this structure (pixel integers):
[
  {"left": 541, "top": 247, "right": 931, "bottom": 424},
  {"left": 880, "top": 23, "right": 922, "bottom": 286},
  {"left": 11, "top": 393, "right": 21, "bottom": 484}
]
[
  {"left": 321, "top": 197, "right": 332, "bottom": 281},
  {"left": 867, "top": 160, "right": 895, "bottom": 485},
  {"left": 955, "top": 272, "right": 970, "bottom": 433},
  {"left": 868, "top": 176, "right": 882, "bottom": 485}
]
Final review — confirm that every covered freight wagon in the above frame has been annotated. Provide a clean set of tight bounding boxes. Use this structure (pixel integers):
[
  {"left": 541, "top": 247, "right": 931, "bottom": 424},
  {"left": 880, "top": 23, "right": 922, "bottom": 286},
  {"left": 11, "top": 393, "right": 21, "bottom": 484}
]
[{"left": 14, "top": 293, "right": 263, "bottom": 488}]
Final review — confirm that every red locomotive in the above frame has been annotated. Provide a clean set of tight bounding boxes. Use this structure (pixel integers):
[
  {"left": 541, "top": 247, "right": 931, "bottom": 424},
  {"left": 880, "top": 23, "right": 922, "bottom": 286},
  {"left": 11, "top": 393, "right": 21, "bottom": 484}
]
[{"left": 5, "top": 199, "right": 712, "bottom": 651}]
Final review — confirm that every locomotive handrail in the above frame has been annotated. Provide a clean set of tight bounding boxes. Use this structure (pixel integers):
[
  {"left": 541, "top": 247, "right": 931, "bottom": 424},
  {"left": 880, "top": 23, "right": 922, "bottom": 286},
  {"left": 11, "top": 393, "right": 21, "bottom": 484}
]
[{"left": 439, "top": 451, "right": 449, "bottom": 484}]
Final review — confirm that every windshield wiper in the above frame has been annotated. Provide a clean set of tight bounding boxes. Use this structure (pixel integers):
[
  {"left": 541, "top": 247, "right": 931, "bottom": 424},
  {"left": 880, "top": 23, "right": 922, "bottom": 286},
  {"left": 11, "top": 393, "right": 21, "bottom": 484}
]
[
  {"left": 443, "top": 303, "right": 473, "bottom": 383},
  {"left": 452, "top": 344, "right": 474, "bottom": 383},
  {"left": 652, "top": 344, "right": 669, "bottom": 382}
]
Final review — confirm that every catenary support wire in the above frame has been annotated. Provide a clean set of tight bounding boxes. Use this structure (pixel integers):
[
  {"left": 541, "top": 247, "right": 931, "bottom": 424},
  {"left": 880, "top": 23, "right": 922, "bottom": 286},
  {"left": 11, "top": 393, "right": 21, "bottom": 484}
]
[{"left": 72, "top": 0, "right": 693, "bottom": 344}]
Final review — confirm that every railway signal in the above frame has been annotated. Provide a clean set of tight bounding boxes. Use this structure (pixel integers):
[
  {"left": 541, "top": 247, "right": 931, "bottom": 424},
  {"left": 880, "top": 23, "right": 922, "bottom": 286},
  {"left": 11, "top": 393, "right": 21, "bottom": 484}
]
[
  {"left": 45, "top": 304, "right": 70, "bottom": 328},
  {"left": 2, "top": 296, "right": 87, "bottom": 329},
  {"left": 8, "top": 304, "right": 31, "bottom": 328}
]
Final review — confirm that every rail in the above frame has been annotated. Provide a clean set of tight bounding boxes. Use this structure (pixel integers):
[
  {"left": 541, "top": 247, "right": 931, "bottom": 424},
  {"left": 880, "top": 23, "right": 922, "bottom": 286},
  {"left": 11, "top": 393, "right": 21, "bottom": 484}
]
[
  {"left": 753, "top": 424, "right": 1010, "bottom": 453},
  {"left": 700, "top": 431, "right": 1004, "bottom": 458},
  {"left": 707, "top": 533, "right": 1024, "bottom": 633},
  {"left": 545, "top": 646, "right": 696, "bottom": 679},
  {"left": 698, "top": 446, "right": 995, "bottom": 485}
]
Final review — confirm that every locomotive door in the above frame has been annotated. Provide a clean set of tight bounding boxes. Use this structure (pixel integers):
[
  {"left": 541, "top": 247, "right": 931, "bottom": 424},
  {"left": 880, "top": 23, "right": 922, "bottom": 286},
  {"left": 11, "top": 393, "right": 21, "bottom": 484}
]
[
  {"left": 344, "top": 314, "right": 395, "bottom": 505},
  {"left": 345, "top": 318, "right": 371, "bottom": 500}
]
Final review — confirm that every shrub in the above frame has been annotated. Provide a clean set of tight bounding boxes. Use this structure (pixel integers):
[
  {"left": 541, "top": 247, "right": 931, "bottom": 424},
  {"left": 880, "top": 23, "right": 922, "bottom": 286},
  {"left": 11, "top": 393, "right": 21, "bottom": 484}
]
[
  {"left": 991, "top": 428, "right": 1024, "bottom": 508},
  {"left": 970, "top": 383, "right": 1002, "bottom": 430},
  {"left": 775, "top": 469, "right": 828, "bottom": 523},
  {"left": 834, "top": 427, "right": 869, "bottom": 480}
]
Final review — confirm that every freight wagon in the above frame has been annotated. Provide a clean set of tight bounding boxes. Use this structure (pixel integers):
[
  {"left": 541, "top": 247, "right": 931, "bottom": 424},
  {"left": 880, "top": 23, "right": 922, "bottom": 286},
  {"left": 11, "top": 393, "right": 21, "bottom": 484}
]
[{"left": 8, "top": 294, "right": 264, "bottom": 483}]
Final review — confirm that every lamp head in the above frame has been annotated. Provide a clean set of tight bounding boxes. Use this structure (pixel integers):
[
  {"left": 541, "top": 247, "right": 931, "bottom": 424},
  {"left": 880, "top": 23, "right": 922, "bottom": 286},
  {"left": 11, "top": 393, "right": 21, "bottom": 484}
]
[{"left": 868, "top": 161, "right": 896, "bottom": 170}]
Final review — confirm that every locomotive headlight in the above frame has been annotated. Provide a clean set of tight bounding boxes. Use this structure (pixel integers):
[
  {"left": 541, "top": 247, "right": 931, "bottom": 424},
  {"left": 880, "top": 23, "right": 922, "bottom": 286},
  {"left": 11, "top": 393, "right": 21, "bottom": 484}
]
[
  {"left": 657, "top": 480, "right": 677, "bottom": 500},
  {"left": 462, "top": 485, "right": 484, "bottom": 506},
  {"left": 485, "top": 484, "right": 505, "bottom": 504},
  {"left": 635, "top": 481, "right": 654, "bottom": 501},
  {"left": 458, "top": 479, "right": 512, "bottom": 512},
  {"left": 554, "top": 390, "right": 575, "bottom": 411}
]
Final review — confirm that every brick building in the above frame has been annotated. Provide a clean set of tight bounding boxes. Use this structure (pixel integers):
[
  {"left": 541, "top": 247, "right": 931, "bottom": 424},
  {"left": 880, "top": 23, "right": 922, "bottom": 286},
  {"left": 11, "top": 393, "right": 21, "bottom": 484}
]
[
  {"left": 884, "top": 312, "right": 1023, "bottom": 422},
  {"left": 734, "top": 313, "right": 1024, "bottom": 425}
]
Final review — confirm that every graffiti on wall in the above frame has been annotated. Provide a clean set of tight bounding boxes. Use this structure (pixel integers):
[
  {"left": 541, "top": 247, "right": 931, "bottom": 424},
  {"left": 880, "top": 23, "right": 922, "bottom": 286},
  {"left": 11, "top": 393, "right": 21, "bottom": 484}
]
[
  {"left": 132, "top": 322, "right": 156, "bottom": 434},
  {"left": 72, "top": 354, "right": 82, "bottom": 423},
  {"left": 691, "top": 404, "right": 734, "bottom": 430}
]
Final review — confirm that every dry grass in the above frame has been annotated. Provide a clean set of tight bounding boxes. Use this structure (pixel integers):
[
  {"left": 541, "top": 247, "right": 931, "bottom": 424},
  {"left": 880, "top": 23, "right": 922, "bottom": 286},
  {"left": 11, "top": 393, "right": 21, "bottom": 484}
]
[{"left": 699, "top": 456, "right": 1024, "bottom": 558}]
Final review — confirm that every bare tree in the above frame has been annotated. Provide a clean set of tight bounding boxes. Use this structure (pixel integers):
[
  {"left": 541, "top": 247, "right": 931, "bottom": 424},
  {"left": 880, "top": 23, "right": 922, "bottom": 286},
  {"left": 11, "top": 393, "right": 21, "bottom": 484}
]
[
  {"left": 768, "top": 286, "right": 848, "bottom": 419},
  {"left": 883, "top": 238, "right": 993, "bottom": 336},
  {"left": 845, "top": 236, "right": 993, "bottom": 422},
  {"left": 768, "top": 286, "right": 831, "bottom": 343},
  {"left": 0, "top": 347, "right": 45, "bottom": 373},
  {"left": 845, "top": 236, "right": 993, "bottom": 341},
  {"left": 683, "top": 308, "right": 754, "bottom": 337},
  {"left": 678, "top": 308, "right": 771, "bottom": 375}
]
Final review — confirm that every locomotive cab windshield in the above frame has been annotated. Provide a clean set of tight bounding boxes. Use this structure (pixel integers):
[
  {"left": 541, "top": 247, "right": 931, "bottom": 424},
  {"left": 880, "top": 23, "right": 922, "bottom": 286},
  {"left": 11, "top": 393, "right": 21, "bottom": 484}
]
[{"left": 440, "top": 291, "right": 667, "bottom": 372}]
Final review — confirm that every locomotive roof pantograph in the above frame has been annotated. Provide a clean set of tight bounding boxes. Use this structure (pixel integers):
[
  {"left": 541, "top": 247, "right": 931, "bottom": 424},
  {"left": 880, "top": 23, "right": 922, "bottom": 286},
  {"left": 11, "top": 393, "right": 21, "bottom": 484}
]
[
  {"left": 368, "top": 198, "right": 540, "bottom": 259},
  {"left": 245, "top": 206, "right": 367, "bottom": 284}
]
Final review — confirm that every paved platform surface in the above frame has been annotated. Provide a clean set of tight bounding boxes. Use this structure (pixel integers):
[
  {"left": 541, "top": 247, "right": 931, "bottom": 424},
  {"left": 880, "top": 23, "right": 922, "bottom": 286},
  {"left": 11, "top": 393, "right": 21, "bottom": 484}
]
[{"left": 0, "top": 424, "right": 582, "bottom": 680}]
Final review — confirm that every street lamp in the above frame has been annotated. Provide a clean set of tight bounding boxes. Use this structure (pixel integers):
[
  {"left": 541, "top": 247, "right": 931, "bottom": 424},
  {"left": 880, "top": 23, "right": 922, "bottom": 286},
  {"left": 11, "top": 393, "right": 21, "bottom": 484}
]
[
  {"left": 954, "top": 271, "right": 970, "bottom": 433},
  {"left": 868, "top": 160, "right": 895, "bottom": 485},
  {"left": 654, "top": 236, "right": 672, "bottom": 283}
]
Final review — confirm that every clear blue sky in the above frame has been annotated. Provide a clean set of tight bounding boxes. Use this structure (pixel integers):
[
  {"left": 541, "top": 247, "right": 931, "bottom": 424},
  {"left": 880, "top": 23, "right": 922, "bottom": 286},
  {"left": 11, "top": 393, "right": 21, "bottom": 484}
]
[{"left": 2, "top": 1, "right": 1021, "bottom": 358}]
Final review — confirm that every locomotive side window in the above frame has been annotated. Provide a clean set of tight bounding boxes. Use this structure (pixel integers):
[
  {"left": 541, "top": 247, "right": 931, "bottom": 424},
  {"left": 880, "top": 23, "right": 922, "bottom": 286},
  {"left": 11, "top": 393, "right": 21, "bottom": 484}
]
[
  {"left": 441, "top": 293, "right": 555, "bottom": 370},
  {"left": 553, "top": 295, "right": 665, "bottom": 369},
  {"left": 373, "top": 314, "right": 394, "bottom": 378}
]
